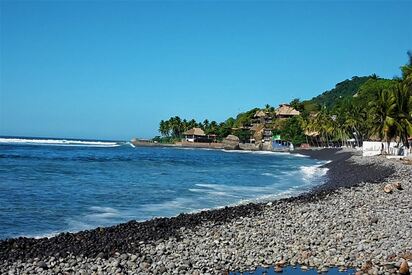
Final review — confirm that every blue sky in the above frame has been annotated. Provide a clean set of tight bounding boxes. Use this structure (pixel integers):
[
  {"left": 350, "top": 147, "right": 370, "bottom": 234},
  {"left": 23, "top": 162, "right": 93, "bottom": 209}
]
[{"left": 1, "top": 1, "right": 411, "bottom": 140}]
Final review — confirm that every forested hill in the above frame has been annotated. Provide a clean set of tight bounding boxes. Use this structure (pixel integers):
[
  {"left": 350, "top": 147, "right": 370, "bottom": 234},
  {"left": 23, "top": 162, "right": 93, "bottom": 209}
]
[{"left": 305, "top": 76, "right": 373, "bottom": 109}]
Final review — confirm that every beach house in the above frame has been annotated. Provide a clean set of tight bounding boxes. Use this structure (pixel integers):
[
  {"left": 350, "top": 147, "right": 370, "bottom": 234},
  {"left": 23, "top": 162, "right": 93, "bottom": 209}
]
[
  {"left": 275, "top": 104, "right": 300, "bottom": 119},
  {"left": 183, "top": 128, "right": 206, "bottom": 142}
]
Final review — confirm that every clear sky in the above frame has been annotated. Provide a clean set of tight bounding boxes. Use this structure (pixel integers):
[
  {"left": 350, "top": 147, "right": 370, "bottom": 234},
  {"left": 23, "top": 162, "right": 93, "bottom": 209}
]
[{"left": 1, "top": 1, "right": 411, "bottom": 140}]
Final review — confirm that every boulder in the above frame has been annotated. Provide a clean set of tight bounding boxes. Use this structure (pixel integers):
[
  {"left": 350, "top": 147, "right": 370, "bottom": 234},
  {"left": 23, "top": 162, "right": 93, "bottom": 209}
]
[
  {"left": 400, "top": 260, "right": 410, "bottom": 275},
  {"left": 384, "top": 182, "right": 403, "bottom": 193},
  {"left": 222, "top": 135, "right": 240, "bottom": 150},
  {"left": 384, "top": 184, "right": 393, "bottom": 193}
]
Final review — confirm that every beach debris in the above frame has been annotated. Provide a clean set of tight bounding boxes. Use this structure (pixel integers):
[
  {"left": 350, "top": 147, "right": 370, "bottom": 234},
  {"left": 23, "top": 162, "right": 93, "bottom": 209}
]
[
  {"left": 399, "top": 259, "right": 410, "bottom": 275},
  {"left": 383, "top": 182, "right": 403, "bottom": 193}
]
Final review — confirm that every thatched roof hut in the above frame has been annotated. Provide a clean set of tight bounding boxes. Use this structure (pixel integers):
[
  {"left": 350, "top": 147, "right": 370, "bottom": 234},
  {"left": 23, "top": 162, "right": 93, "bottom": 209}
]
[
  {"left": 275, "top": 104, "right": 300, "bottom": 118},
  {"left": 183, "top": 128, "right": 205, "bottom": 136},
  {"left": 254, "top": 110, "right": 267, "bottom": 118}
]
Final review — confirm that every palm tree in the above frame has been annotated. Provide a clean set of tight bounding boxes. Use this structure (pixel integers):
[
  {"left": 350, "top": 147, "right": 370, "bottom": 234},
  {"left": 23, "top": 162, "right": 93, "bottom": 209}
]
[
  {"left": 208, "top": 121, "right": 218, "bottom": 134},
  {"left": 393, "top": 83, "right": 412, "bottom": 149},
  {"left": 188, "top": 119, "right": 197, "bottom": 129},
  {"left": 368, "top": 89, "right": 397, "bottom": 153},
  {"left": 169, "top": 116, "right": 183, "bottom": 138},
  {"left": 343, "top": 101, "right": 366, "bottom": 147},
  {"left": 203, "top": 119, "right": 209, "bottom": 132},
  {"left": 159, "top": 120, "right": 170, "bottom": 137},
  {"left": 182, "top": 119, "right": 188, "bottom": 132}
]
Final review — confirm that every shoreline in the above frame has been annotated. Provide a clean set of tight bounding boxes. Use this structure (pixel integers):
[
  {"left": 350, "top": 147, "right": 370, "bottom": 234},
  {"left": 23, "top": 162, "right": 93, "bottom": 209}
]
[{"left": 1, "top": 149, "right": 411, "bottom": 274}]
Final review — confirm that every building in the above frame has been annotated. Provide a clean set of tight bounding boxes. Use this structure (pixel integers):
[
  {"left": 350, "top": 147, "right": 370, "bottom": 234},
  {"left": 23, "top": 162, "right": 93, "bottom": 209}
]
[
  {"left": 183, "top": 128, "right": 206, "bottom": 142},
  {"left": 252, "top": 110, "right": 273, "bottom": 125},
  {"left": 275, "top": 104, "right": 300, "bottom": 119},
  {"left": 183, "top": 128, "right": 216, "bottom": 143}
]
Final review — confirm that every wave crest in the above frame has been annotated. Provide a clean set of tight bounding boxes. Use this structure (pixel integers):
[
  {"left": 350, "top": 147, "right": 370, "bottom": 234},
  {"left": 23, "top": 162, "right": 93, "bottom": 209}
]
[{"left": 0, "top": 137, "right": 120, "bottom": 147}]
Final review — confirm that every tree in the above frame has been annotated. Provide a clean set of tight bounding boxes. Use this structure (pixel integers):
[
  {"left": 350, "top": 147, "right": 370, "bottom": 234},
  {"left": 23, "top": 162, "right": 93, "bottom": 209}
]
[
  {"left": 290, "top": 98, "right": 304, "bottom": 112},
  {"left": 392, "top": 83, "right": 412, "bottom": 149},
  {"left": 280, "top": 116, "right": 306, "bottom": 146},
  {"left": 203, "top": 119, "right": 209, "bottom": 130},
  {"left": 188, "top": 119, "right": 197, "bottom": 129},
  {"left": 159, "top": 120, "right": 170, "bottom": 137},
  {"left": 169, "top": 116, "right": 183, "bottom": 138},
  {"left": 368, "top": 89, "right": 397, "bottom": 153}
]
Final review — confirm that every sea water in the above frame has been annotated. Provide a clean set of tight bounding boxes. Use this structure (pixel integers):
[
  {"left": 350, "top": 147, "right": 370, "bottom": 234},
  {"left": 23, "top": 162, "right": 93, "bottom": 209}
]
[{"left": 0, "top": 137, "right": 328, "bottom": 240}]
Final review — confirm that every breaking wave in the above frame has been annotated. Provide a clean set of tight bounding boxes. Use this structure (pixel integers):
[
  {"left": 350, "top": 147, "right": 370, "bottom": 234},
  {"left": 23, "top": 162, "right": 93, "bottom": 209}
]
[
  {"left": 299, "top": 164, "right": 329, "bottom": 181},
  {"left": 0, "top": 137, "right": 121, "bottom": 147}
]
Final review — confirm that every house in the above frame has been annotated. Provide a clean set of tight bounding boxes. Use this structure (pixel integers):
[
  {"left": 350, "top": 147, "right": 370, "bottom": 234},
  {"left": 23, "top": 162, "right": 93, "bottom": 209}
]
[
  {"left": 183, "top": 128, "right": 206, "bottom": 142},
  {"left": 252, "top": 110, "right": 273, "bottom": 125},
  {"left": 275, "top": 104, "right": 300, "bottom": 119},
  {"left": 183, "top": 128, "right": 216, "bottom": 143}
]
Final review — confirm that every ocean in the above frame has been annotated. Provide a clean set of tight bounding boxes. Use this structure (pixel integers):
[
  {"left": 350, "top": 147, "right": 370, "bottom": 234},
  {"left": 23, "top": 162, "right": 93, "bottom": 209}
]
[{"left": 0, "top": 137, "right": 328, "bottom": 240}]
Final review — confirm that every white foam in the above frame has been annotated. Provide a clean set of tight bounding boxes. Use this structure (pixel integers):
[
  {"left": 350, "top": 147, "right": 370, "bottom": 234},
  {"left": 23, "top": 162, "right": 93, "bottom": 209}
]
[
  {"left": 28, "top": 231, "right": 62, "bottom": 239},
  {"left": 299, "top": 165, "right": 329, "bottom": 181},
  {"left": 221, "top": 149, "right": 308, "bottom": 158},
  {"left": 139, "top": 197, "right": 194, "bottom": 212},
  {"left": 0, "top": 137, "right": 120, "bottom": 147},
  {"left": 86, "top": 206, "right": 121, "bottom": 220},
  {"left": 293, "top": 153, "right": 310, "bottom": 158},
  {"left": 188, "top": 188, "right": 236, "bottom": 197},
  {"left": 261, "top": 172, "right": 279, "bottom": 178},
  {"left": 195, "top": 183, "right": 274, "bottom": 194}
]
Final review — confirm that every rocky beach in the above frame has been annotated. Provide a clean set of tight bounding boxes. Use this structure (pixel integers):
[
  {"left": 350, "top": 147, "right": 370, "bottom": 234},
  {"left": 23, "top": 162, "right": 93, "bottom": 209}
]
[{"left": 1, "top": 149, "right": 411, "bottom": 275}]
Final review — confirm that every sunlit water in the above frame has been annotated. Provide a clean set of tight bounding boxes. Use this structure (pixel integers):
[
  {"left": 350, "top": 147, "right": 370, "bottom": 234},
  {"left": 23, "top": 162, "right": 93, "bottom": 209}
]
[{"left": 0, "top": 137, "right": 328, "bottom": 240}]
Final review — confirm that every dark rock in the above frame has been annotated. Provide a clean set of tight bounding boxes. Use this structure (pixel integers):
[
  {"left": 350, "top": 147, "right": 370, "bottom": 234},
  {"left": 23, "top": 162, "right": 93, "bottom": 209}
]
[
  {"left": 37, "top": 261, "right": 47, "bottom": 269},
  {"left": 369, "top": 217, "right": 379, "bottom": 224}
]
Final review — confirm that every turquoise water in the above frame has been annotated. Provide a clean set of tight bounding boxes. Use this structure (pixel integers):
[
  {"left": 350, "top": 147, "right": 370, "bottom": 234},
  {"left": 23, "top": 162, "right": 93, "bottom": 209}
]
[{"left": 0, "top": 137, "right": 328, "bottom": 240}]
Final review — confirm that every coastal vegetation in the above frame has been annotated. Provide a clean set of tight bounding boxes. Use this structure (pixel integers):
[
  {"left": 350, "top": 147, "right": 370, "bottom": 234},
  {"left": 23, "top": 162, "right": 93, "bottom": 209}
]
[{"left": 156, "top": 53, "right": 412, "bottom": 148}]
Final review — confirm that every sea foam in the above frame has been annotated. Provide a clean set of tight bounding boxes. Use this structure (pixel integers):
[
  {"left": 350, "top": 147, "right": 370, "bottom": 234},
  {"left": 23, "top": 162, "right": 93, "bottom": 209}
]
[{"left": 0, "top": 137, "right": 120, "bottom": 147}]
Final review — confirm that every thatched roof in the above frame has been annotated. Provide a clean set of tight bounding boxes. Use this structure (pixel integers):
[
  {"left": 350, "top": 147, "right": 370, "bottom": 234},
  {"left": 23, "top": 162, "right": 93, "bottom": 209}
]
[
  {"left": 304, "top": 130, "right": 319, "bottom": 137},
  {"left": 254, "top": 110, "right": 267, "bottom": 118},
  {"left": 183, "top": 127, "right": 205, "bottom": 136},
  {"left": 275, "top": 104, "right": 300, "bottom": 116}
]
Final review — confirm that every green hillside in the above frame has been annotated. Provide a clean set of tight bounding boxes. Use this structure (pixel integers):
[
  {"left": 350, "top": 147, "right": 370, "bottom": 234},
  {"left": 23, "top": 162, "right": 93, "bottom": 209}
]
[{"left": 305, "top": 76, "right": 373, "bottom": 109}]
